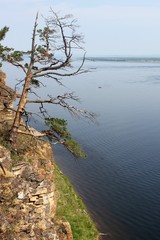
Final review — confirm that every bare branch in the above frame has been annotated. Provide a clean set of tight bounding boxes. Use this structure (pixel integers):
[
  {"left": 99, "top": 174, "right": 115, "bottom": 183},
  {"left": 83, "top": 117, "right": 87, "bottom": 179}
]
[
  {"left": 26, "top": 92, "right": 96, "bottom": 121},
  {"left": 28, "top": 12, "right": 39, "bottom": 71},
  {"left": 15, "top": 78, "right": 25, "bottom": 92},
  {"left": 4, "top": 9, "right": 96, "bottom": 150},
  {"left": 53, "top": 10, "right": 69, "bottom": 58},
  {"left": 32, "top": 9, "right": 85, "bottom": 76},
  {"left": 39, "top": 102, "right": 49, "bottom": 117},
  {"left": 8, "top": 61, "right": 27, "bottom": 74},
  {"left": 41, "top": 74, "right": 64, "bottom": 86},
  {"left": 33, "top": 52, "right": 88, "bottom": 78},
  {"left": 23, "top": 109, "right": 30, "bottom": 129},
  {"left": 29, "top": 89, "right": 40, "bottom": 98},
  {"left": 17, "top": 129, "right": 46, "bottom": 137}
]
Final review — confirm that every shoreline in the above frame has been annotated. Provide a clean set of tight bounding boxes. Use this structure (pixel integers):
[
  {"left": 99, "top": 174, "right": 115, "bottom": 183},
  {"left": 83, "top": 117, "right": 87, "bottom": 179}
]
[
  {"left": 0, "top": 69, "right": 99, "bottom": 239},
  {"left": 54, "top": 162, "right": 99, "bottom": 240}
]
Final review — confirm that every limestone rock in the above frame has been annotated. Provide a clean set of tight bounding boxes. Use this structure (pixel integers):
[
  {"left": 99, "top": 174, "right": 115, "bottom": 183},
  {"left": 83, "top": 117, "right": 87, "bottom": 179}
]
[
  {"left": 0, "top": 144, "right": 73, "bottom": 240},
  {"left": 0, "top": 70, "right": 73, "bottom": 239}
]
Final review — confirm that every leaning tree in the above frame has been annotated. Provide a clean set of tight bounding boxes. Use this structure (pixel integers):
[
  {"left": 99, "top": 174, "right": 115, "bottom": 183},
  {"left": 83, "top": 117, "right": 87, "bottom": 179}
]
[{"left": 0, "top": 9, "right": 95, "bottom": 157}]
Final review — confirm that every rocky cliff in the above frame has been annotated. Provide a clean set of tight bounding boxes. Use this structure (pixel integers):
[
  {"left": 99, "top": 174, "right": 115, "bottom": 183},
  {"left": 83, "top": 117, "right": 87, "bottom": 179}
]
[
  {"left": 0, "top": 70, "right": 73, "bottom": 240},
  {"left": 0, "top": 142, "right": 73, "bottom": 240}
]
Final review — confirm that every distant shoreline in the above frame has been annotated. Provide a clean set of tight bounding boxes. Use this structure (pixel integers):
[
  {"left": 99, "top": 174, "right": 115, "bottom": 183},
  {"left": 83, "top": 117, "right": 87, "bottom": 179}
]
[{"left": 85, "top": 56, "right": 160, "bottom": 63}]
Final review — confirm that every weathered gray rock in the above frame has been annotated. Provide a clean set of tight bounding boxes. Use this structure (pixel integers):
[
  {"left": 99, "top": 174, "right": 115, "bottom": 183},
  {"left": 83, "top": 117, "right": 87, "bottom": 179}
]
[
  {"left": 0, "top": 143, "right": 73, "bottom": 240},
  {"left": 0, "top": 70, "right": 73, "bottom": 239}
]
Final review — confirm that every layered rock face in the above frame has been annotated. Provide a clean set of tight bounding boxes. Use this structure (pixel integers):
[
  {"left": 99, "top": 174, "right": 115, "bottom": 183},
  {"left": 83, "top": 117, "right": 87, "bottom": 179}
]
[
  {"left": 0, "top": 143, "right": 73, "bottom": 240},
  {"left": 0, "top": 70, "right": 73, "bottom": 240},
  {"left": 0, "top": 144, "right": 55, "bottom": 239}
]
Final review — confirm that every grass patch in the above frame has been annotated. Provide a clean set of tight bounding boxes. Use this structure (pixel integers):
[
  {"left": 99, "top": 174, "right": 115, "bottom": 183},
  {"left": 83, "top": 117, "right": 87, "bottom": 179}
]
[
  {"left": 54, "top": 164, "right": 99, "bottom": 240},
  {"left": 0, "top": 129, "right": 99, "bottom": 239}
]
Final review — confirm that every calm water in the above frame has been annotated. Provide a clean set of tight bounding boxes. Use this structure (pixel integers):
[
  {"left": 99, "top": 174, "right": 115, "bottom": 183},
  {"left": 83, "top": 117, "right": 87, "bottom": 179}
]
[{"left": 3, "top": 57, "right": 160, "bottom": 240}]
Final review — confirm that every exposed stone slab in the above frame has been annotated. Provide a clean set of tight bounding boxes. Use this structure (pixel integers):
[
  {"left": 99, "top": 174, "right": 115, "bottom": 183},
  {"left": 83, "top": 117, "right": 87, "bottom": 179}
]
[
  {"left": 0, "top": 144, "right": 73, "bottom": 240},
  {"left": 0, "top": 70, "right": 73, "bottom": 239}
]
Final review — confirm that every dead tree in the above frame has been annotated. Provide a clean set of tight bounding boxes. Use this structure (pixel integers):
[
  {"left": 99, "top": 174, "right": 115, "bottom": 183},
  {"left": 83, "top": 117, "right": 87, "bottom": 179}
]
[{"left": 0, "top": 9, "right": 95, "bottom": 157}]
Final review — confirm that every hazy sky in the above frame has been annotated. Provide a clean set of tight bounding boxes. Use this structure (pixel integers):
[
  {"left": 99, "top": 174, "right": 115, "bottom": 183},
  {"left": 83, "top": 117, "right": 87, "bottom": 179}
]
[{"left": 1, "top": 0, "right": 160, "bottom": 56}]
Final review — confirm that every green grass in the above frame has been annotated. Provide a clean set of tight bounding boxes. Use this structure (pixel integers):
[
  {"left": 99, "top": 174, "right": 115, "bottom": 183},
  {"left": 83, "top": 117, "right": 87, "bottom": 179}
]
[
  {"left": 0, "top": 130, "right": 99, "bottom": 239},
  {"left": 54, "top": 164, "right": 99, "bottom": 240}
]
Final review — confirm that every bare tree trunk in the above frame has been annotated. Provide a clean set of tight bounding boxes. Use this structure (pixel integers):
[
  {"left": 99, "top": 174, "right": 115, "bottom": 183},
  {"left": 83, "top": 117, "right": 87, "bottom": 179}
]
[
  {"left": 9, "top": 14, "right": 38, "bottom": 145},
  {"left": 9, "top": 74, "right": 32, "bottom": 144},
  {"left": 6, "top": 11, "right": 89, "bottom": 148}
]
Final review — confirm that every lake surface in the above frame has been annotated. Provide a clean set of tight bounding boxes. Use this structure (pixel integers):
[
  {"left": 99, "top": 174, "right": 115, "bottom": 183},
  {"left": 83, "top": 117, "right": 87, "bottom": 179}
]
[{"left": 3, "top": 57, "right": 160, "bottom": 240}]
